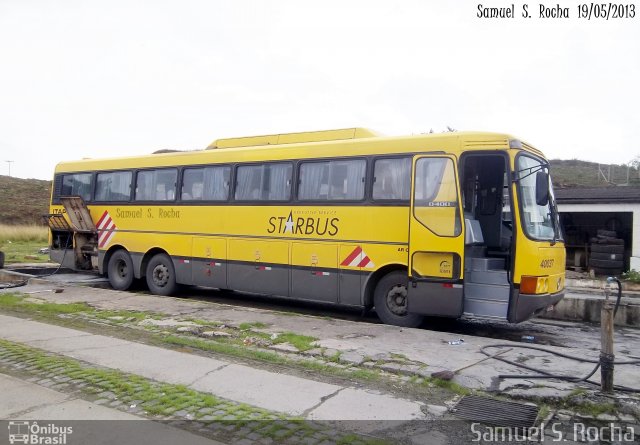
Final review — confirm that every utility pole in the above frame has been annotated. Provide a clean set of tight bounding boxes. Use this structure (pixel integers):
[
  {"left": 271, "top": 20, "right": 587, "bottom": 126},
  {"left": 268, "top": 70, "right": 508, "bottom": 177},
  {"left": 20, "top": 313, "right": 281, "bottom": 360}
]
[{"left": 5, "top": 160, "right": 13, "bottom": 177}]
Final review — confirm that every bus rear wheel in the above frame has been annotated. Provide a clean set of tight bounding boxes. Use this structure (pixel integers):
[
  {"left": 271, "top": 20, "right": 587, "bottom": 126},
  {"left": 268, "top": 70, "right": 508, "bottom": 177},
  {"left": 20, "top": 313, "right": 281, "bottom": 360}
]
[
  {"left": 146, "top": 253, "right": 177, "bottom": 296},
  {"left": 373, "top": 271, "right": 423, "bottom": 328},
  {"left": 107, "top": 250, "right": 134, "bottom": 291}
]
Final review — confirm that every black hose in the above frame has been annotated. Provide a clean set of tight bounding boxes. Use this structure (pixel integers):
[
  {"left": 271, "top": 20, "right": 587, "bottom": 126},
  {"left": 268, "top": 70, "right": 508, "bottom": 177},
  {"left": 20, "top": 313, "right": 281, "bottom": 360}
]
[
  {"left": 482, "top": 343, "right": 640, "bottom": 392},
  {"left": 36, "top": 237, "right": 71, "bottom": 278},
  {"left": 482, "top": 278, "right": 640, "bottom": 393},
  {"left": 0, "top": 238, "right": 70, "bottom": 291},
  {"left": 0, "top": 280, "right": 28, "bottom": 290},
  {"left": 610, "top": 277, "right": 622, "bottom": 316}
]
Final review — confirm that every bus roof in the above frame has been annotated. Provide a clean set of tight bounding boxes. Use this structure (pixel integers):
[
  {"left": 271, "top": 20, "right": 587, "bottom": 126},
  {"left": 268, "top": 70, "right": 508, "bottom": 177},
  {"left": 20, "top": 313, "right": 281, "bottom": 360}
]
[
  {"left": 208, "top": 127, "right": 380, "bottom": 149},
  {"left": 54, "top": 130, "right": 544, "bottom": 173}
]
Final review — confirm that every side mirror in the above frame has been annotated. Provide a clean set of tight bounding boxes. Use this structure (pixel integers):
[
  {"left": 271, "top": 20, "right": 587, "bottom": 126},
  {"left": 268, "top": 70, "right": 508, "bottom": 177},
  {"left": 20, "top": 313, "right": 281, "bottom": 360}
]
[{"left": 535, "top": 171, "right": 549, "bottom": 206}]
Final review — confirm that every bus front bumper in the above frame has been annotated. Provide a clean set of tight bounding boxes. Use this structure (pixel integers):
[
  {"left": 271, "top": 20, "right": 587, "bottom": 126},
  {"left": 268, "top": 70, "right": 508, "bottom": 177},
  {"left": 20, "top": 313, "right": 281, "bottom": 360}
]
[{"left": 509, "top": 289, "right": 565, "bottom": 323}]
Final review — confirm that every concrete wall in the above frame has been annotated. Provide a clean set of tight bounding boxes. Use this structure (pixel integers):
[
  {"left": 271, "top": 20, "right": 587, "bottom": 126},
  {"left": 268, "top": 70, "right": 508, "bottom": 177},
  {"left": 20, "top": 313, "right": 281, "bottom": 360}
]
[{"left": 539, "top": 294, "right": 639, "bottom": 327}]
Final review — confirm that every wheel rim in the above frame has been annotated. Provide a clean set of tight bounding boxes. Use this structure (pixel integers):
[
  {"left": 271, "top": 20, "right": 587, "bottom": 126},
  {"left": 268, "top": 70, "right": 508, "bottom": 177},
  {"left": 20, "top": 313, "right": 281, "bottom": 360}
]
[
  {"left": 152, "top": 263, "right": 170, "bottom": 287},
  {"left": 115, "top": 259, "right": 128, "bottom": 279},
  {"left": 385, "top": 284, "right": 408, "bottom": 316}
]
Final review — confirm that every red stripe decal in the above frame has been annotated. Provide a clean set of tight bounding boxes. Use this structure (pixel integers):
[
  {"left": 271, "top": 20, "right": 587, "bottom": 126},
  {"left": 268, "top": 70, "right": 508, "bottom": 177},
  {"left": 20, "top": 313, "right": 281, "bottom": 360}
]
[
  {"left": 96, "top": 211, "right": 110, "bottom": 228},
  {"left": 340, "top": 246, "right": 362, "bottom": 266},
  {"left": 101, "top": 220, "right": 114, "bottom": 232},
  {"left": 356, "top": 256, "right": 371, "bottom": 268}
]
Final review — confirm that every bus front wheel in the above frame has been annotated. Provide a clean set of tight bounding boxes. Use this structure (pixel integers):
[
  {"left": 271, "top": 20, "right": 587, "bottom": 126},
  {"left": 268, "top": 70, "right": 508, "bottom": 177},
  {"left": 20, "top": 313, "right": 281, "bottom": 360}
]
[
  {"left": 146, "top": 253, "right": 177, "bottom": 296},
  {"left": 107, "top": 250, "right": 134, "bottom": 291},
  {"left": 373, "top": 271, "right": 423, "bottom": 328}
]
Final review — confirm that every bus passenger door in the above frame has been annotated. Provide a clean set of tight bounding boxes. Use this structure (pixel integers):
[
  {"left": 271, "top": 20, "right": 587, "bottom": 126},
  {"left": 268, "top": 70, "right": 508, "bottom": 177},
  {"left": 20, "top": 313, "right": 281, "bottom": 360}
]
[{"left": 407, "top": 155, "right": 465, "bottom": 317}]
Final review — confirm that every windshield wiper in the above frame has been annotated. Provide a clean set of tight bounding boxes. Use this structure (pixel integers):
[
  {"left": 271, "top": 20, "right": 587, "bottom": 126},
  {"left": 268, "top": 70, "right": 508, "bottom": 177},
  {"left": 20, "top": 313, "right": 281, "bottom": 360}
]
[{"left": 513, "top": 163, "right": 548, "bottom": 182}]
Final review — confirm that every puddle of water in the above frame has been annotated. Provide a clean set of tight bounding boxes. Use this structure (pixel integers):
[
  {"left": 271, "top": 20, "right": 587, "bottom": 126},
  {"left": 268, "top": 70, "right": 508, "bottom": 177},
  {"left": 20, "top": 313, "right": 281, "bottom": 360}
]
[{"left": 9, "top": 267, "right": 74, "bottom": 275}]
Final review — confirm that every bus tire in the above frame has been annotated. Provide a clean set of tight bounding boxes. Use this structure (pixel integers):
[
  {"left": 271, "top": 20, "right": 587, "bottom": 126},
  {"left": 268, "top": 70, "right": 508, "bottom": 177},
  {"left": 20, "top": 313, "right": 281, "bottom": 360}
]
[
  {"left": 591, "top": 267, "right": 623, "bottom": 277},
  {"left": 590, "top": 244, "right": 624, "bottom": 254},
  {"left": 373, "top": 271, "right": 423, "bottom": 328},
  {"left": 107, "top": 250, "right": 134, "bottom": 291},
  {"left": 146, "top": 253, "right": 177, "bottom": 296},
  {"left": 590, "top": 252, "right": 623, "bottom": 261},
  {"left": 589, "top": 259, "right": 624, "bottom": 269}
]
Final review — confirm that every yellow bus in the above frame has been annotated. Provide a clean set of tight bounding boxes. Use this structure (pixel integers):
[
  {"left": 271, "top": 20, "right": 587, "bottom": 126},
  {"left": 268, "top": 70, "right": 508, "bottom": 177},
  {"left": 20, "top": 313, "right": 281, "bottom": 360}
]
[{"left": 47, "top": 128, "right": 565, "bottom": 327}]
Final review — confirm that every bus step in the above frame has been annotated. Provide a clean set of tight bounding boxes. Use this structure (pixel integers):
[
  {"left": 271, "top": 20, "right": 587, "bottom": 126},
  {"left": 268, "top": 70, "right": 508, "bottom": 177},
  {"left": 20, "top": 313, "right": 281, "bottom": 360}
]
[
  {"left": 463, "top": 297, "right": 508, "bottom": 319},
  {"left": 465, "top": 257, "right": 504, "bottom": 271},
  {"left": 464, "top": 269, "right": 509, "bottom": 286}
]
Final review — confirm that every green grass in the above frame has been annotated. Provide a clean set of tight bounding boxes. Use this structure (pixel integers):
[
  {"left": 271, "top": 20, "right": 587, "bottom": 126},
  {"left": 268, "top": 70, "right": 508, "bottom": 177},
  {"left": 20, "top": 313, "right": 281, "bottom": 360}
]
[
  {"left": 0, "top": 293, "right": 167, "bottom": 323},
  {"left": 348, "top": 368, "right": 379, "bottom": 381},
  {"left": 272, "top": 332, "right": 317, "bottom": 351},
  {"left": 0, "top": 240, "right": 50, "bottom": 263},
  {"left": 0, "top": 338, "right": 281, "bottom": 422},
  {"left": 0, "top": 292, "right": 457, "bottom": 403},
  {"left": 0, "top": 224, "right": 49, "bottom": 263},
  {"left": 0, "top": 296, "right": 390, "bottom": 387},
  {"left": 93, "top": 310, "right": 159, "bottom": 322},
  {"left": 426, "top": 377, "right": 472, "bottom": 396},
  {"left": 568, "top": 388, "right": 588, "bottom": 397},
  {"left": 238, "top": 321, "right": 269, "bottom": 330},
  {"left": 389, "top": 353, "right": 410, "bottom": 362},
  {"left": 568, "top": 401, "right": 617, "bottom": 417},
  {"left": 537, "top": 404, "right": 551, "bottom": 422},
  {"left": 0, "top": 293, "right": 90, "bottom": 314},
  {"left": 162, "top": 334, "right": 384, "bottom": 382},
  {"left": 622, "top": 269, "right": 640, "bottom": 283},
  {"left": 0, "top": 224, "right": 48, "bottom": 243},
  {"left": 184, "top": 317, "right": 223, "bottom": 327},
  {"left": 163, "top": 335, "right": 289, "bottom": 365}
]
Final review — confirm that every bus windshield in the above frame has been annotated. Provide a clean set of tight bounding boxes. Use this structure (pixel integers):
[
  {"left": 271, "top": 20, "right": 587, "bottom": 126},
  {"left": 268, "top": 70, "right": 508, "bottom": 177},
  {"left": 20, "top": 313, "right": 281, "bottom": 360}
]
[{"left": 516, "top": 155, "right": 562, "bottom": 242}]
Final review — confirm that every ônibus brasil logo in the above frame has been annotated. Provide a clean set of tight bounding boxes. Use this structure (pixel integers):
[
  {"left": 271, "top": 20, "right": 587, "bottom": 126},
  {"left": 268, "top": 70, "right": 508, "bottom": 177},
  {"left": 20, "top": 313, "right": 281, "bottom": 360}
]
[
  {"left": 8, "top": 421, "right": 73, "bottom": 444},
  {"left": 267, "top": 211, "right": 339, "bottom": 236}
]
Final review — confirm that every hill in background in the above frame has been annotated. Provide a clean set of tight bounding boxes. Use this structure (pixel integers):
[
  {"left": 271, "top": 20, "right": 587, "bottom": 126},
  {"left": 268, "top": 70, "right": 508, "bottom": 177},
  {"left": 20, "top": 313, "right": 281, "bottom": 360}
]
[
  {"left": 0, "top": 159, "right": 638, "bottom": 225},
  {"left": 0, "top": 175, "right": 52, "bottom": 225},
  {"left": 550, "top": 159, "right": 640, "bottom": 188}
]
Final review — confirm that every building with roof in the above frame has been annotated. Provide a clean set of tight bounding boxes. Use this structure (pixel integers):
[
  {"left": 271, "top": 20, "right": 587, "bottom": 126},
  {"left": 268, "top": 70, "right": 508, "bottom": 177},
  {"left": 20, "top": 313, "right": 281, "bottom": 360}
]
[{"left": 555, "top": 187, "right": 640, "bottom": 273}]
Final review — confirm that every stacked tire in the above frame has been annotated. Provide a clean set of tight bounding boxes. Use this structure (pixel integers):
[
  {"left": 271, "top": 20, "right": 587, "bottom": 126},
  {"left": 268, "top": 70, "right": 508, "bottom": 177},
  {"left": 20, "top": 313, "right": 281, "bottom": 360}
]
[{"left": 589, "top": 229, "right": 625, "bottom": 276}]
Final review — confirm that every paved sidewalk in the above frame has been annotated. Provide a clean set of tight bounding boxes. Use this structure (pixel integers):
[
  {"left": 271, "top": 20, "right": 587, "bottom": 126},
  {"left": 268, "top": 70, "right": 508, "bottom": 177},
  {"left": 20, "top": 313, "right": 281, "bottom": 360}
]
[
  {"left": 0, "top": 372, "right": 222, "bottom": 445},
  {"left": 0, "top": 314, "right": 429, "bottom": 421}
]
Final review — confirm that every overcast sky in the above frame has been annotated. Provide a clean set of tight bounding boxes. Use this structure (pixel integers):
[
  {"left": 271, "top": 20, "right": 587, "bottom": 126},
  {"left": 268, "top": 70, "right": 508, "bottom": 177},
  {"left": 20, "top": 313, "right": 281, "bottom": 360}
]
[{"left": 1, "top": 0, "right": 638, "bottom": 180}]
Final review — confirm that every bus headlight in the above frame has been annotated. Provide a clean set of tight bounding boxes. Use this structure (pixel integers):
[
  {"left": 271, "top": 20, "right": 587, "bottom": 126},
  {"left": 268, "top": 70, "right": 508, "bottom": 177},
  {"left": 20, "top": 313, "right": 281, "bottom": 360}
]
[{"left": 520, "top": 275, "right": 549, "bottom": 294}]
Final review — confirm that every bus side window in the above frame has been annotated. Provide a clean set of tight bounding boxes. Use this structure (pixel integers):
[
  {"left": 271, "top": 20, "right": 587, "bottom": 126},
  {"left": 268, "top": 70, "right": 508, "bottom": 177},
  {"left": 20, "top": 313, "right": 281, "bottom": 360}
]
[
  {"left": 136, "top": 168, "right": 177, "bottom": 201},
  {"left": 235, "top": 163, "right": 291, "bottom": 201},
  {"left": 61, "top": 173, "right": 92, "bottom": 201},
  {"left": 182, "top": 168, "right": 203, "bottom": 201},
  {"left": 235, "top": 165, "right": 264, "bottom": 201},
  {"left": 95, "top": 171, "right": 132, "bottom": 202},
  {"left": 329, "top": 160, "right": 365, "bottom": 200},
  {"left": 299, "top": 159, "right": 365, "bottom": 201},
  {"left": 183, "top": 166, "right": 230, "bottom": 201},
  {"left": 373, "top": 157, "right": 411, "bottom": 200},
  {"left": 299, "top": 162, "right": 329, "bottom": 200}
]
